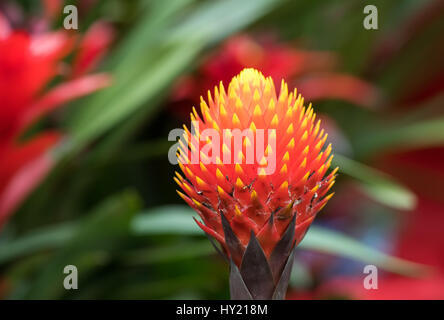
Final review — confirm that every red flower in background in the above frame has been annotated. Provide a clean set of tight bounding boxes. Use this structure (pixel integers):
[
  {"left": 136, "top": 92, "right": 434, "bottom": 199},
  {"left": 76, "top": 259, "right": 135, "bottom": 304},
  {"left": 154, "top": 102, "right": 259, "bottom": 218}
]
[
  {"left": 287, "top": 1, "right": 444, "bottom": 300},
  {"left": 361, "top": 1, "right": 444, "bottom": 299},
  {"left": 299, "top": 199, "right": 444, "bottom": 300},
  {"left": 171, "top": 34, "right": 380, "bottom": 117},
  {"left": 0, "top": 10, "right": 113, "bottom": 229}
]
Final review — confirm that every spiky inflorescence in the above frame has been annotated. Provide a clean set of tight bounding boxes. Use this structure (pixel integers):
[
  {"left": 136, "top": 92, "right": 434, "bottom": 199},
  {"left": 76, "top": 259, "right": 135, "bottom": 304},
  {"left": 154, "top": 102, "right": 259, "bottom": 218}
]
[{"left": 175, "top": 68, "right": 336, "bottom": 267}]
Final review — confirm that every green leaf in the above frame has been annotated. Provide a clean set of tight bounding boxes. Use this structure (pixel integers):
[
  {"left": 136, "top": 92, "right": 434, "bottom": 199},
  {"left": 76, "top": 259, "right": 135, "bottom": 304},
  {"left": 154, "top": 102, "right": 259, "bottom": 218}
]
[
  {"left": 168, "top": 0, "right": 281, "bottom": 44},
  {"left": 333, "top": 154, "right": 417, "bottom": 210},
  {"left": 5, "top": 190, "right": 142, "bottom": 299},
  {"left": 123, "top": 240, "right": 214, "bottom": 265},
  {"left": 360, "top": 117, "right": 444, "bottom": 154},
  {"left": 67, "top": 42, "right": 202, "bottom": 152},
  {"left": 299, "top": 226, "right": 424, "bottom": 276},
  {"left": 130, "top": 206, "right": 425, "bottom": 275},
  {"left": 131, "top": 205, "right": 201, "bottom": 235},
  {"left": 0, "top": 223, "right": 77, "bottom": 264},
  {"left": 64, "top": 0, "right": 283, "bottom": 156}
]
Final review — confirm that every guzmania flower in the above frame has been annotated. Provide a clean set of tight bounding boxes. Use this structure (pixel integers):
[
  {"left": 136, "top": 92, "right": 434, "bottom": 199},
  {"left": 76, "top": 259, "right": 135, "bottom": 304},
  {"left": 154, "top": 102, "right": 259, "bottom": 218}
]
[{"left": 175, "top": 68, "right": 337, "bottom": 299}]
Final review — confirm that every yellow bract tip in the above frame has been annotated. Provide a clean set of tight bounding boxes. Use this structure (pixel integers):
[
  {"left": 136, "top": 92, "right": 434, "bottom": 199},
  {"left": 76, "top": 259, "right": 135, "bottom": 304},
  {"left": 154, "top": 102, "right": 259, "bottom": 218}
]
[
  {"left": 236, "top": 150, "right": 245, "bottom": 163},
  {"left": 259, "top": 156, "right": 267, "bottom": 166},
  {"left": 286, "top": 123, "right": 294, "bottom": 135},
  {"left": 268, "top": 98, "right": 275, "bottom": 112},
  {"left": 280, "top": 164, "right": 288, "bottom": 175},
  {"left": 196, "top": 176, "right": 206, "bottom": 188},
  {"left": 219, "top": 104, "right": 227, "bottom": 118},
  {"left": 282, "top": 151, "right": 290, "bottom": 162},
  {"left": 265, "top": 144, "right": 273, "bottom": 157},
  {"left": 235, "top": 97, "right": 243, "bottom": 109},
  {"left": 176, "top": 190, "right": 187, "bottom": 200},
  {"left": 192, "top": 198, "right": 202, "bottom": 207},
  {"left": 235, "top": 163, "right": 244, "bottom": 175},
  {"left": 311, "top": 184, "right": 320, "bottom": 193},
  {"left": 244, "top": 136, "right": 252, "bottom": 148},
  {"left": 253, "top": 104, "right": 262, "bottom": 117},
  {"left": 222, "top": 143, "right": 230, "bottom": 155},
  {"left": 258, "top": 168, "right": 267, "bottom": 176},
  {"left": 301, "top": 117, "right": 308, "bottom": 130},
  {"left": 327, "top": 180, "right": 336, "bottom": 191},
  {"left": 301, "top": 171, "right": 310, "bottom": 183},
  {"left": 264, "top": 80, "right": 272, "bottom": 95},
  {"left": 216, "top": 168, "right": 224, "bottom": 180},
  {"left": 236, "top": 177, "right": 244, "bottom": 188},
  {"left": 173, "top": 177, "right": 182, "bottom": 187},
  {"left": 271, "top": 114, "right": 279, "bottom": 127},
  {"left": 232, "top": 113, "right": 241, "bottom": 126},
  {"left": 285, "top": 106, "right": 293, "bottom": 118},
  {"left": 242, "top": 82, "right": 250, "bottom": 95},
  {"left": 253, "top": 89, "right": 261, "bottom": 102},
  {"left": 199, "top": 162, "right": 207, "bottom": 172},
  {"left": 279, "top": 181, "right": 289, "bottom": 191}
]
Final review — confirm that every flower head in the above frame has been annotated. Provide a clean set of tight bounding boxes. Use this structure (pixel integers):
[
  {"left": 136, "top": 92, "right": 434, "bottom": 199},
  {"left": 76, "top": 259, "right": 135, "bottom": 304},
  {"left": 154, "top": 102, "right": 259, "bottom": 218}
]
[{"left": 175, "top": 68, "right": 336, "bottom": 267}]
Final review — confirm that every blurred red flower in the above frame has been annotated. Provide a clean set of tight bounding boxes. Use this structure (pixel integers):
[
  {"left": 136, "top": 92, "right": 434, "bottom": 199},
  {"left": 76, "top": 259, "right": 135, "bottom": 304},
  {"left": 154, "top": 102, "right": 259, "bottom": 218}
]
[
  {"left": 299, "top": 199, "right": 444, "bottom": 300},
  {"left": 287, "top": 2, "right": 444, "bottom": 299},
  {"left": 170, "top": 34, "right": 380, "bottom": 117},
  {"left": 0, "top": 12, "right": 113, "bottom": 229},
  {"left": 364, "top": 1, "right": 444, "bottom": 299}
]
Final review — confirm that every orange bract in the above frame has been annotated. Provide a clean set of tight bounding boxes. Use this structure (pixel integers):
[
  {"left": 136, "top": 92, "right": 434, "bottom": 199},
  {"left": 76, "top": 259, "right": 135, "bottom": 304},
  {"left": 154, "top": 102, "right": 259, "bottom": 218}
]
[{"left": 175, "top": 68, "right": 336, "bottom": 260}]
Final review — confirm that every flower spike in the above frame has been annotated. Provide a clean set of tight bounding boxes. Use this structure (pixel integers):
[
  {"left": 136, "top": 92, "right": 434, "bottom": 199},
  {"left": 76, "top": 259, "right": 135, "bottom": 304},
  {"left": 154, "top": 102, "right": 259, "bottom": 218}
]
[{"left": 175, "top": 68, "right": 336, "bottom": 299}]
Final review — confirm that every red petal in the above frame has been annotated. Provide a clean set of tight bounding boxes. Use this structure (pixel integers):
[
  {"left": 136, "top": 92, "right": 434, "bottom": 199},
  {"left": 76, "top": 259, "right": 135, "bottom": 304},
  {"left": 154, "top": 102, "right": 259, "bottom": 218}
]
[
  {"left": 0, "top": 12, "right": 11, "bottom": 39},
  {"left": 295, "top": 73, "right": 380, "bottom": 108},
  {"left": 43, "top": 0, "right": 63, "bottom": 20},
  {"left": 194, "top": 217, "right": 225, "bottom": 246},
  {"left": 294, "top": 215, "right": 316, "bottom": 246},
  {"left": 318, "top": 275, "right": 444, "bottom": 300},
  {"left": 72, "top": 22, "right": 114, "bottom": 77},
  {"left": 30, "top": 31, "right": 74, "bottom": 61},
  {"left": 20, "top": 73, "right": 111, "bottom": 130},
  {"left": 0, "top": 132, "right": 60, "bottom": 229},
  {"left": 257, "top": 218, "right": 280, "bottom": 257}
]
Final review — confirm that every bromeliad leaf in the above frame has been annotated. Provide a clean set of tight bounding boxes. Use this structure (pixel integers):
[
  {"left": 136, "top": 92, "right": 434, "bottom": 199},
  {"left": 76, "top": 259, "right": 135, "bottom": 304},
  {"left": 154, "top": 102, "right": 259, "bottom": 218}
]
[
  {"left": 333, "top": 154, "right": 416, "bottom": 210},
  {"left": 131, "top": 206, "right": 425, "bottom": 276}
]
